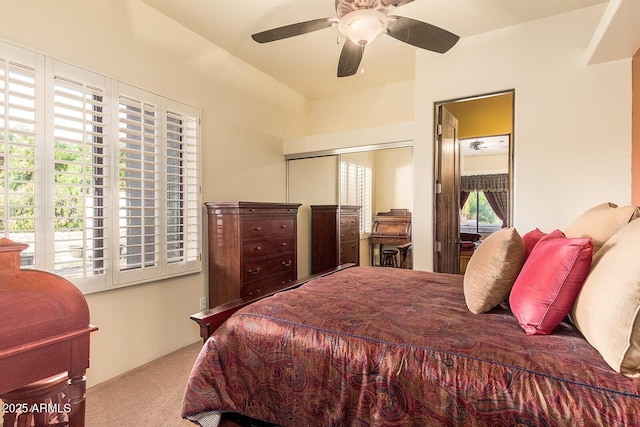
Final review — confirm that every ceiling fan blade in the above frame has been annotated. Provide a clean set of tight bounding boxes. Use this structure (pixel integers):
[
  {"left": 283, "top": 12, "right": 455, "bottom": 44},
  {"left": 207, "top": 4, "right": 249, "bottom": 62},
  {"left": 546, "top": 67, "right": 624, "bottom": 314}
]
[
  {"left": 337, "top": 39, "right": 364, "bottom": 77},
  {"left": 251, "top": 18, "right": 335, "bottom": 43},
  {"left": 387, "top": 16, "right": 459, "bottom": 53}
]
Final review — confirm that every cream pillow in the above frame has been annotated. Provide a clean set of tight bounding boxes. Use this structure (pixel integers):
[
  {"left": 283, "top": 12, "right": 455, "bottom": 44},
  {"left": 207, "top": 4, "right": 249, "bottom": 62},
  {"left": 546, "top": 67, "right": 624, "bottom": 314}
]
[
  {"left": 569, "top": 219, "right": 640, "bottom": 377},
  {"left": 464, "top": 227, "right": 526, "bottom": 314},
  {"left": 564, "top": 202, "right": 640, "bottom": 254}
]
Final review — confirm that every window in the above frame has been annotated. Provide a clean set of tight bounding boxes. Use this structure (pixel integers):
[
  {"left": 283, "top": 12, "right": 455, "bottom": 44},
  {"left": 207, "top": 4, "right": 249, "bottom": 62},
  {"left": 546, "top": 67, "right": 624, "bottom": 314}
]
[
  {"left": 52, "top": 72, "right": 107, "bottom": 285},
  {"left": 340, "top": 159, "right": 372, "bottom": 234},
  {"left": 0, "top": 41, "right": 201, "bottom": 294},
  {"left": 0, "top": 57, "right": 37, "bottom": 266},
  {"left": 460, "top": 190, "right": 502, "bottom": 234}
]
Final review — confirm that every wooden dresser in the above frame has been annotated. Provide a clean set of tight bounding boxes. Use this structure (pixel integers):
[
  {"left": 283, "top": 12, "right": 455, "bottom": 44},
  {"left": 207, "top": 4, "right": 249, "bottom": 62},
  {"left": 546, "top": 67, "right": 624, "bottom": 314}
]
[
  {"left": 205, "top": 202, "right": 301, "bottom": 306},
  {"left": 310, "top": 205, "right": 361, "bottom": 274}
]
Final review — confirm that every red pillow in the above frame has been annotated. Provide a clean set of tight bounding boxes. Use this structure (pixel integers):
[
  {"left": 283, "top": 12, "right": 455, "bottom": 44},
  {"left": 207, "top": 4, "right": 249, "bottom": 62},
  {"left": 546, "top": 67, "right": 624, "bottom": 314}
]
[
  {"left": 521, "top": 228, "right": 563, "bottom": 259},
  {"left": 509, "top": 231, "right": 593, "bottom": 335}
]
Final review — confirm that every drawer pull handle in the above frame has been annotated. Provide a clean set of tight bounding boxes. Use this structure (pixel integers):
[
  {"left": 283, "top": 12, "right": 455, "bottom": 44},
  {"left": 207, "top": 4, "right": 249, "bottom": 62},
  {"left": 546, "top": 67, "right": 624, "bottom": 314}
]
[
  {"left": 282, "top": 260, "right": 292, "bottom": 267},
  {"left": 281, "top": 242, "right": 287, "bottom": 246},
  {"left": 255, "top": 246, "right": 263, "bottom": 251},
  {"left": 255, "top": 226, "right": 262, "bottom": 231},
  {"left": 248, "top": 268, "right": 261, "bottom": 275},
  {"left": 280, "top": 225, "right": 287, "bottom": 229}
]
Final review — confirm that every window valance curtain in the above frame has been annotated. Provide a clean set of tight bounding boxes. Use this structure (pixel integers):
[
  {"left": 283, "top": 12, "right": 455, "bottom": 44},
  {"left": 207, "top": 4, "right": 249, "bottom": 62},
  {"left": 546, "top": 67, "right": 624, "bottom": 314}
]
[
  {"left": 460, "top": 174, "right": 509, "bottom": 193},
  {"left": 460, "top": 174, "right": 509, "bottom": 227}
]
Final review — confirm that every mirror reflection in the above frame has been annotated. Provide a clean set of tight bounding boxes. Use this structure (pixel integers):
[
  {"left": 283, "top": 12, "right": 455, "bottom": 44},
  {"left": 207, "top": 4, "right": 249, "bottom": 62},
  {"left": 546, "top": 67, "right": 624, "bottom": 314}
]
[{"left": 287, "top": 146, "right": 413, "bottom": 278}]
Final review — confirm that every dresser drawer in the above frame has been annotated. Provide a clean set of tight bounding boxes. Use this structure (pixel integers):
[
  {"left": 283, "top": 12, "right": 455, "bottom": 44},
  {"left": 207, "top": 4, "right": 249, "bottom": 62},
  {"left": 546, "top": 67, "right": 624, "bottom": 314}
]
[
  {"left": 242, "top": 253, "right": 295, "bottom": 284},
  {"left": 340, "top": 241, "right": 359, "bottom": 264},
  {"left": 241, "top": 271, "right": 296, "bottom": 298},
  {"left": 243, "top": 236, "right": 295, "bottom": 260},
  {"left": 340, "top": 224, "right": 360, "bottom": 243},
  {"left": 242, "top": 218, "right": 295, "bottom": 239},
  {"left": 271, "top": 218, "right": 295, "bottom": 236},
  {"left": 340, "top": 214, "right": 359, "bottom": 229}
]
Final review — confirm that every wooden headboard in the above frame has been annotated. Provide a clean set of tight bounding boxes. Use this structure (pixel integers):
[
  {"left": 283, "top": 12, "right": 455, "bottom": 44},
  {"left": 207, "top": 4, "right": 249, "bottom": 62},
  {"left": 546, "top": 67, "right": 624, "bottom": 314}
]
[{"left": 190, "top": 264, "right": 355, "bottom": 343}]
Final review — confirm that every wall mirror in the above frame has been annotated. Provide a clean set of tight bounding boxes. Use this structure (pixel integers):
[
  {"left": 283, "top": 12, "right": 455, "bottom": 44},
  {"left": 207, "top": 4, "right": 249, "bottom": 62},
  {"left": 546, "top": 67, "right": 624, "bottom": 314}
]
[{"left": 286, "top": 143, "right": 413, "bottom": 278}]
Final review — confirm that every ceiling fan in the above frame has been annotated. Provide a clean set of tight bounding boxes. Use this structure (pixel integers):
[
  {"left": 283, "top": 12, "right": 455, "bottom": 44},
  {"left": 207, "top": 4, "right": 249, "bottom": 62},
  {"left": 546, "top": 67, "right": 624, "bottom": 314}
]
[
  {"left": 469, "top": 140, "right": 486, "bottom": 151},
  {"left": 251, "top": 0, "right": 460, "bottom": 77}
]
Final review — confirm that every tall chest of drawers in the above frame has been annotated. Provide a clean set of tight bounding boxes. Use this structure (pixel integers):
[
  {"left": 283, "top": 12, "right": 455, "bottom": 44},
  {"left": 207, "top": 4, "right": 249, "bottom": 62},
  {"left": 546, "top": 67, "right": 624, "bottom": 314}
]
[
  {"left": 310, "top": 205, "right": 361, "bottom": 274},
  {"left": 205, "top": 201, "right": 301, "bottom": 306}
]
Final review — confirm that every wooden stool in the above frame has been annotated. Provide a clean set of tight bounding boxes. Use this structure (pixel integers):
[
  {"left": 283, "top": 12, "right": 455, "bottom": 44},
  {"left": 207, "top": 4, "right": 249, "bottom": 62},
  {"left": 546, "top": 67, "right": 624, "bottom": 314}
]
[
  {"left": 381, "top": 249, "right": 399, "bottom": 267},
  {"left": 1, "top": 373, "right": 69, "bottom": 427}
]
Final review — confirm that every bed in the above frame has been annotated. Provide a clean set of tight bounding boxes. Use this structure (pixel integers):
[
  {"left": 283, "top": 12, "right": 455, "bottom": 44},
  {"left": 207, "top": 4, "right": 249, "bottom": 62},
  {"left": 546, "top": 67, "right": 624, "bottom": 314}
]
[{"left": 182, "top": 265, "right": 640, "bottom": 426}]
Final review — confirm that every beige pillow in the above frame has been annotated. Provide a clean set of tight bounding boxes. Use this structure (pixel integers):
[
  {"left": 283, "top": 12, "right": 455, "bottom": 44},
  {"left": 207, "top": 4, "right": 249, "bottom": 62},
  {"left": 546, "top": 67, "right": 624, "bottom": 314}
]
[
  {"left": 569, "top": 219, "right": 640, "bottom": 377},
  {"left": 464, "top": 227, "right": 526, "bottom": 314},
  {"left": 564, "top": 202, "right": 640, "bottom": 254}
]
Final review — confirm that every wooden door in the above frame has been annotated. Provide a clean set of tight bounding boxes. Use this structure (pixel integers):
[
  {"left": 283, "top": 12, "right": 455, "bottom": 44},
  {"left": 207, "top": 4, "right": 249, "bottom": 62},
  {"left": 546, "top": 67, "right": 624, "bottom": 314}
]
[{"left": 434, "top": 105, "right": 460, "bottom": 273}]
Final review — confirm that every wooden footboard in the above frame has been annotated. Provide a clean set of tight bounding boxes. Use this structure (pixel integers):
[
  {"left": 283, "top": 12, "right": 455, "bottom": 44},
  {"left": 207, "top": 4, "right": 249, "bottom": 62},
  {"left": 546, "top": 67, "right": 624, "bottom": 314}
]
[{"left": 190, "top": 264, "right": 355, "bottom": 343}]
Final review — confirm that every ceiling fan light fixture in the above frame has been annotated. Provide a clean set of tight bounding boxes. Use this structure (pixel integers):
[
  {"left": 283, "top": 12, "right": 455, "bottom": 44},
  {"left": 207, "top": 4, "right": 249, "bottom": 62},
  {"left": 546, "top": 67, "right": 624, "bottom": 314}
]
[{"left": 338, "top": 9, "right": 388, "bottom": 46}]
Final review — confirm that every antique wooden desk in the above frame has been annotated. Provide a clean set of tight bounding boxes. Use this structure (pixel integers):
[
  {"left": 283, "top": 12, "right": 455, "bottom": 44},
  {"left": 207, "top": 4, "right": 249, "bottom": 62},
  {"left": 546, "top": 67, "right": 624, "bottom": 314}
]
[
  {"left": 369, "top": 209, "right": 412, "bottom": 266},
  {"left": 0, "top": 238, "right": 97, "bottom": 426}
]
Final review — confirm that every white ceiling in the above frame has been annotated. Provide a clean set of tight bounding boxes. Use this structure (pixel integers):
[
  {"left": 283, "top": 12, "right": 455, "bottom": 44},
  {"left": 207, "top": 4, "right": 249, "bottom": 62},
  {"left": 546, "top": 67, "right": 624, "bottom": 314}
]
[
  {"left": 140, "top": 0, "right": 636, "bottom": 99},
  {"left": 461, "top": 135, "right": 509, "bottom": 157}
]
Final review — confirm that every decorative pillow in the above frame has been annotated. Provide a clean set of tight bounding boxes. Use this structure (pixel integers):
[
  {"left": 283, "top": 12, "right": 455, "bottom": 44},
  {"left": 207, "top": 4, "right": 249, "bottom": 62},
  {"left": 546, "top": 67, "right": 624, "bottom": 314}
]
[
  {"left": 509, "top": 231, "right": 593, "bottom": 335},
  {"left": 569, "top": 218, "right": 640, "bottom": 377},
  {"left": 464, "top": 227, "right": 526, "bottom": 314},
  {"left": 521, "top": 228, "right": 565, "bottom": 259},
  {"left": 564, "top": 202, "right": 640, "bottom": 254}
]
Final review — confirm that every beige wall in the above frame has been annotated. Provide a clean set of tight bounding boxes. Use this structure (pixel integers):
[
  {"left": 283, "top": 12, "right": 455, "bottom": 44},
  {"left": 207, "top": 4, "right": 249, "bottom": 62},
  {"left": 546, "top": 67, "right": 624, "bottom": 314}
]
[
  {"left": 309, "top": 80, "right": 415, "bottom": 134},
  {"left": 0, "top": 0, "right": 308, "bottom": 386},
  {"left": 374, "top": 148, "right": 413, "bottom": 213},
  {"left": 414, "top": 4, "right": 631, "bottom": 269},
  {"left": 288, "top": 5, "right": 632, "bottom": 272},
  {"left": 287, "top": 156, "right": 339, "bottom": 277},
  {"left": 462, "top": 154, "right": 509, "bottom": 175}
]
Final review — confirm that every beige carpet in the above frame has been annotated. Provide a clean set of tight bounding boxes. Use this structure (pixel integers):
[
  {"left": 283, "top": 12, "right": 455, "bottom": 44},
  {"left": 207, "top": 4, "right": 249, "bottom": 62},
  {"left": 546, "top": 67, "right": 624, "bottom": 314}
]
[{"left": 85, "top": 341, "right": 201, "bottom": 427}]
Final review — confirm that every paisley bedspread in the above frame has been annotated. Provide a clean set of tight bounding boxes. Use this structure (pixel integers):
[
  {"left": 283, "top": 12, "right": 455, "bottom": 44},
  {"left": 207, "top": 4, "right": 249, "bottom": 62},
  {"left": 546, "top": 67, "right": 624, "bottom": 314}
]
[{"left": 182, "top": 267, "right": 640, "bottom": 426}]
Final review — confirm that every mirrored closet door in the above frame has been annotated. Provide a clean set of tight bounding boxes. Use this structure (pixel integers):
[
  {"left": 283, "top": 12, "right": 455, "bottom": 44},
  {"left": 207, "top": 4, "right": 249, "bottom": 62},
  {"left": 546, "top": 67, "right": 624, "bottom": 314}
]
[{"left": 287, "top": 144, "right": 413, "bottom": 278}]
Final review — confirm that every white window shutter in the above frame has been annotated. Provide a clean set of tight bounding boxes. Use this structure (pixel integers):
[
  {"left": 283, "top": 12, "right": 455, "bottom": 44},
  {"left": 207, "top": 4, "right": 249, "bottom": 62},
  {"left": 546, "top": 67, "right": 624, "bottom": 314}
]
[
  {"left": 0, "top": 58, "right": 37, "bottom": 264},
  {"left": 51, "top": 73, "right": 108, "bottom": 287},
  {"left": 116, "top": 92, "right": 161, "bottom": 284},
  {"left": 164, "top": 105, "right": 201, "bottom": 275},
  {"left": 1, "top": 41, "right": 201, "bottom": 294}
]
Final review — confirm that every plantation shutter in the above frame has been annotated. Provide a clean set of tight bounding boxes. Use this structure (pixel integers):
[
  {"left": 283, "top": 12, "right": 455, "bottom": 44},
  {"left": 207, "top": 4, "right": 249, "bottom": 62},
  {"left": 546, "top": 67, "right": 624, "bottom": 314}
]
[
  {"left": 0, "top": 58, "right": 37, "bottom": 265},
  {"left": 164, "top": 104, "right": 200, "bottom": 274},
  {"left": 51, "top": 73, "right": 107, "bottom": 283},
  {"left": 1, "top": 41, "right": 201, "bottom": 293},
  {"left": 360, "top": 166, "right": 372, "bottom": 233},
  {"left": 340, "top": 161, "right": 358, "bottom": 205},
  {"left": 340, "top": 159, "right": 372, "bottom": 234},
  {"left": 117, "top": 93, "right": 160, "bottom": 283}
]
